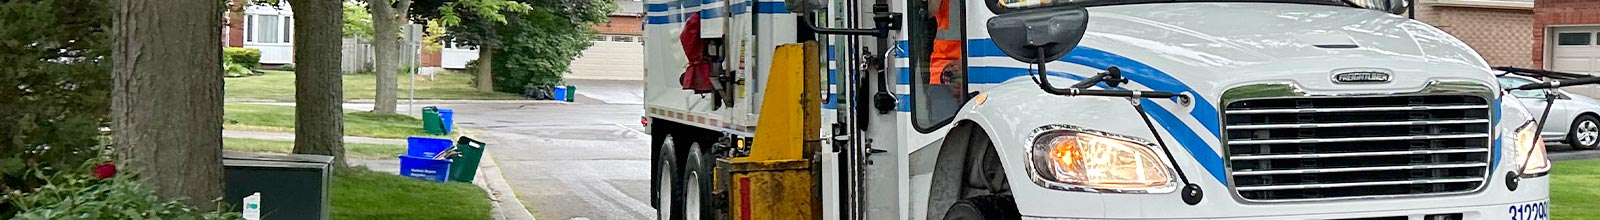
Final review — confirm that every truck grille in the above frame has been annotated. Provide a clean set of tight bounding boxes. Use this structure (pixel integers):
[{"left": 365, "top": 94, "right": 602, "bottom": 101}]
[{"left": 1223, "top": 95, "right": 1492, "bottom": 201}]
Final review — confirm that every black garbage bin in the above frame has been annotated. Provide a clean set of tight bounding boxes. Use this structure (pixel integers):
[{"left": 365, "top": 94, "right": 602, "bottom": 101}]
[{"left": 223, "top": 151, "right": 333, "bottom": 220}]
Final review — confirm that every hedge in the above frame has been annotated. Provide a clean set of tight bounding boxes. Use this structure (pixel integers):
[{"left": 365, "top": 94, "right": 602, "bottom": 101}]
[{"left": 223, "top": 47, "right": 261, "bottom": 70}]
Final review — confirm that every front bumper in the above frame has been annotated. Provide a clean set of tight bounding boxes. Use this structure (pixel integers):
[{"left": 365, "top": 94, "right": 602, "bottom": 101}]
[{"left": 1022, "top": 197, "right": 1551, "bottom": 220}]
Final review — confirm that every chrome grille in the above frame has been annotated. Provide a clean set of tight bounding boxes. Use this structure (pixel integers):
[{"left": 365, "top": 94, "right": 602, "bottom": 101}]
[{"left": 1223, "top": 95, "right": 1492, "bottom": 201}]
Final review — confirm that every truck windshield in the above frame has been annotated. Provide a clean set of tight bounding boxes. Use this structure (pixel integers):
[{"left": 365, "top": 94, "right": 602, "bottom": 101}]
[{"left": 996, "top": 0, "right": 1348, "bottom": 10}]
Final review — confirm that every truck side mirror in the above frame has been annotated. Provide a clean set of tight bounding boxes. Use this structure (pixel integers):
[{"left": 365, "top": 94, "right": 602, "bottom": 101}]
[
  {"left": 985, "top": 7, "right": 1088, "bottom": 65},
  {"left": 785, "top": 0, "right": 824, "bottom": 13}
]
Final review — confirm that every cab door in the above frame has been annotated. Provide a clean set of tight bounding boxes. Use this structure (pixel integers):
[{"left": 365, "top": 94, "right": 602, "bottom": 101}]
[{"left": 908, "top": 0, "right": 968, "bottom": 133}]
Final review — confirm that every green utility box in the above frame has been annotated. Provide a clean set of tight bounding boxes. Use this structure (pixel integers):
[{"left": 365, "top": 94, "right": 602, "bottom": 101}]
[
  {"left": 448, "top": 136, "right": 488, "bottom": 182},
  {"left": 223, "top": 151, "right": 333, "bottom": 220},
  {"left": 422, "top": 106, "right": 444, "bottom": 135}
]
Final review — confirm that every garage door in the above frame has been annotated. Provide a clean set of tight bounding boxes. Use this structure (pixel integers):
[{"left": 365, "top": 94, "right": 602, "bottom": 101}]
[
  {"left": 1551, "top": 26, "right": 1600, "bottom": 97},
  {"left": 567, "top": 35, "right": 645, "bottom": 81}
]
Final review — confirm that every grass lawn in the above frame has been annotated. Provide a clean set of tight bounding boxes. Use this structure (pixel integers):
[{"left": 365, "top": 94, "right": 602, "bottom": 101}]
[
  {"left": 226, "top": 70, "right": 525, "bottom": 101},
  {"left": 223, "top": 137, "right": 404, "bottom": 159},
  {"left": 1552, "top": 159, "right": 1600, "bottom": 220},
  {"left": 224, "top": 103, "right": 453, "bottom": 139},
  {"left": 333, "top": 167, "right": 491, "bottom": 220}
]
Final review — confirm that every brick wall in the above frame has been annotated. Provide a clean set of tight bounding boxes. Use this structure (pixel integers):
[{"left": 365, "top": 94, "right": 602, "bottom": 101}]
[
  {"left": 422, "top": 49, "right": 442, "bottom": 67},
  {"left": 593, "top": 15, "right": 642, "bottom": 36},
  {"left": 226, "top": 0, "right": 246, "bottom": 47},
  {"left": 1533, "top": 0, "right": 1600, "bottom": 68},
  {"left": 1415, "top": 4, "right": 1534, "bottom": 67}
]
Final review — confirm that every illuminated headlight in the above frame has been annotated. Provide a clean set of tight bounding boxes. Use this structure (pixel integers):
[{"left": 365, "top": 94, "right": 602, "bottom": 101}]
[
  {"left": 1512, "top": 122, "right": 1550, "bottom": 177},
  {"left": 1024, "top": 125, "right": 1177, "bottom": 193}
]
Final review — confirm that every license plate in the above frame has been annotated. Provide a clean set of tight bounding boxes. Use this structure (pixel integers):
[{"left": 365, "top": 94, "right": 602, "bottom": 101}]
[{"left": 1508, "top": 200, "right": 1550, "bottom": 220}]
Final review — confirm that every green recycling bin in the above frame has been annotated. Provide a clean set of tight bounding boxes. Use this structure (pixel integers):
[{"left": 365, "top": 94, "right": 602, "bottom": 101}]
[
  {"left": 422, "top": 106, "right": 445, "bottom": 135},
  {"left": 447, "top": 136, "right": 487, "bottom": 182},
  {"left": 564, "top": 85, "right": 575, "bottom": 102}
]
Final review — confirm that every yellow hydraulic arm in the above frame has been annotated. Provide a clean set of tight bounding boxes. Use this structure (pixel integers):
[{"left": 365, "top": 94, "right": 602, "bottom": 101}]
[{"left": 717, "top": 41, "right": 822, "bottom": 220}]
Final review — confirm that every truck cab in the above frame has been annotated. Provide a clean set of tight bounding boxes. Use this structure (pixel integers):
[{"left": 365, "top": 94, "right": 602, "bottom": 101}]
[{"left": 643, "top": 0, "right": 1553, "bottom": 219}]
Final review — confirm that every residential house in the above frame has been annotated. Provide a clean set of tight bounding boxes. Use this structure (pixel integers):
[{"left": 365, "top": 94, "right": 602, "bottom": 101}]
[
  {"left": 1533, "top": 0, "right": 1600, "bottom": 96},
  {"left": 1413, "top": 0, "right": 1536, "bottom": 68}
]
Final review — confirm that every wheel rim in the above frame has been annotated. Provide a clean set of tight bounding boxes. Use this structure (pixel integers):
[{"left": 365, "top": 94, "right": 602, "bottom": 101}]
[
  {"left": 658, "top": 166, "right": 673, "bottom": 220},
  {"left": 1581, "top": 120, "right": 1599, "bottom": 146},
  {"left": 685, "top": 171, "right": 702, "bottom": 219}
]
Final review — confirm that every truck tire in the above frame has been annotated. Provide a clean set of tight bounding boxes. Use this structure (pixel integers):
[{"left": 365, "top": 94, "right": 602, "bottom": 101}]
[
  {"left": 684, "top": 143, "right": 715, "bottom": 220},
  {"left": 942, "top": 195, "right": 1020, "bottom": 220},
  {"left": 656, "top": 136, "right": 684, "bottom": 220},
  {"left": 1571, "top": 115, "right": 1599, "bottom": 150}
]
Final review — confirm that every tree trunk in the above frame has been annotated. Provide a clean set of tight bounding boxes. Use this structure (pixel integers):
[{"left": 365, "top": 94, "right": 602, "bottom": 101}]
[
  {"left": 370, "top": 0, "right": 411, "bottom": 114},
  {"left": 290, "top": 0, "right": 348, "bottom": 167},
  {"left": 112, "top": 0, "right": 224, "bottom": 211},
  {"left": 477, "top": 42, "right": 494, "bottom": 92}
]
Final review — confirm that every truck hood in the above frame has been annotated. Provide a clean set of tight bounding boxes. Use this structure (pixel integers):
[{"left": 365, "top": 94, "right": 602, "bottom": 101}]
[{"left": 1065, "top": 2, "right": 1498, "bottom": 96}]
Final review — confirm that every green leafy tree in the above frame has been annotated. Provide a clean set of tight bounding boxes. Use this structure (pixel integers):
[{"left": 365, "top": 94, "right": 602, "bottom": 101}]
[
  {"left": 343, "top": 1, "right": 374, "bottom": 40},
  {"left": 490, "top": 6, "right": 601, "bottom": 92},
  {"left": 414, "top": 0, "right": 610, "bottom": 93},
  {"left": 0, "top": 0, "right": 112, "bottom": 215}
]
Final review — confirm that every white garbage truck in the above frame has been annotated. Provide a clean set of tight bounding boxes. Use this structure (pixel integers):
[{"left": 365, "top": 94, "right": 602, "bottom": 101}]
[{"left": 642, "top": 0, "right": 1554, "bottom": 219}]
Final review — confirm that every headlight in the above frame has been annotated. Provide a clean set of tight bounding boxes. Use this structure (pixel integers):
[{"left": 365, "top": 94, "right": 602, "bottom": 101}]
[
  {"left": 1025, "top": 125, "right": 1177, "bottom": 193},
  {"left": 1512, "top": 122, "right": 1550, "bottom": 177}
]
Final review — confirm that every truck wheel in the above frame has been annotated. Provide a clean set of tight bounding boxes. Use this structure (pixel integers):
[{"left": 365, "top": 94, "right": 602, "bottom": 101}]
[
  {"left": 684, "top": 143, "right": 715, "bottom": 220},
  {"left": 656, "top": 137, "right": 684, "bottom": 220},
  {"left": 943, "top": 195, "right": 1019, "bottom": 220},
  {"left": 1571, "top": 115, "right": 1599, "bottom": 150}
]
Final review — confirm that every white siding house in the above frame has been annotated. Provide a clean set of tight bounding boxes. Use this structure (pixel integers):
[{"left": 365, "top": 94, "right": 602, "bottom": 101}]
[{"left": 241, "top": 4, "right": 294, "bottom": 64}]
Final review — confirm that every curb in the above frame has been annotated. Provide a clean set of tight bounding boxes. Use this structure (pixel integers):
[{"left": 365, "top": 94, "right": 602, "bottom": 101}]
[
  {"left": 1551, "top": 150, "right": 1600, "bottom": 161},
  {"left": 474, "top": 149, "right": 537, "bottom": 220}
]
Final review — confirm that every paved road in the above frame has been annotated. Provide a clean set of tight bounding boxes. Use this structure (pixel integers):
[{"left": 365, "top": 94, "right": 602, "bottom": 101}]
[{"left": 437, "top": 79, "right": 654, "bottom": 220}]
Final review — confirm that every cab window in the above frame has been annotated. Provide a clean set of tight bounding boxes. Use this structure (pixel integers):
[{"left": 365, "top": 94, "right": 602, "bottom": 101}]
[
  {"left": 1498, "top": 77, "right": 1546, "bottom": 99},
  {"left": 910, "top": 0, "right": 966, "bottom": 132}
]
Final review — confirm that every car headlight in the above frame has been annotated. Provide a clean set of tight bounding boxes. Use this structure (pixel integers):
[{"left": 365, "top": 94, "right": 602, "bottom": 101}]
[
  {"left": 1025, "top": 125, "right": 1177, "bottom": 193},
  {"left": 1512, "top": 121, "right": 1550, "bottom": 177}
]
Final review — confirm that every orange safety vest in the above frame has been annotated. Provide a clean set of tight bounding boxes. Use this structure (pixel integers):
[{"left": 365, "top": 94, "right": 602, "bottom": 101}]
[{"left": 929, "top": 0, "right": 961, "bottom": 84}]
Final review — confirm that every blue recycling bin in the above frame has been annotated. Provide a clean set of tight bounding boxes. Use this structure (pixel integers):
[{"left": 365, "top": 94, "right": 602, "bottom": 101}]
[
  {"left": 553, "top": 86, "right": 568, "bottom": 101},
  {"left": 406, "top": 137, "right": 453, "bottom": 158},
  {"left": 398, "top": 155, "right": 451, "bottom": 182},
  {"left": 438, "top": 108, "right": 454, "bottom": 134},
  {"left": 401, "top": 136, "right": 456, "bottom": 182}
]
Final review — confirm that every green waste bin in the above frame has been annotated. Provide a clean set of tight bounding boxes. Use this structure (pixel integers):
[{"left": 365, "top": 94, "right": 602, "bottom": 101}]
[
  {"left": 564, "top": 85, "right": 575, "bottom": 102},
  {"left": 422, "top": 106, "right": 445, "bottom": 135},
  {"left": 447, "top": 136, "right": 487, "bottom": 182}
]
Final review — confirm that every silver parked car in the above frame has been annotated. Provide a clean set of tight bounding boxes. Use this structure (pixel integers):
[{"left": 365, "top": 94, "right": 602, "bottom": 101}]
[{"left": 1499, "top": 75, "right": 1600, "bottom": 149}]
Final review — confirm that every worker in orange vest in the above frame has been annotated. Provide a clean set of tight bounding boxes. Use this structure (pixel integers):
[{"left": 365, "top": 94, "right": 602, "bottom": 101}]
[{"left": 928, "top": 0, "right": 962, "bottom": 86}]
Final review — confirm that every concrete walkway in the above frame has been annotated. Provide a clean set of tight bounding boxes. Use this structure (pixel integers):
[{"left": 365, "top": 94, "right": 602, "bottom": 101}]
[{"left": 222, "top": 130, "right": 407, "bottom": 145}]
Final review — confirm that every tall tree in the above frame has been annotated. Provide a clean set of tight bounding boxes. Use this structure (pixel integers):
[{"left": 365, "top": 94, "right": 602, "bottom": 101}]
[
  {"left": 112, "top": 0, "right": 224, "bottom": 210},
  {"left": 369, "top": 0, "right": 410, "bottom": 114},
  {"left": 289, "top": 0, "right": 348, "bottom": 167}
]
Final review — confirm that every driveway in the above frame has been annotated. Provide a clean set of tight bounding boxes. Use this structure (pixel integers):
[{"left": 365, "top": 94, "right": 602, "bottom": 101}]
[{"left": 431, "top": 79, "right": 654, "bottom": 220}]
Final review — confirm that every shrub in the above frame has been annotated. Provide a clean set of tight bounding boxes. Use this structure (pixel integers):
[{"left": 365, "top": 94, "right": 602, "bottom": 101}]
[
  {"left": 223, "top": 55, "right": 253, "bottom": 77},
  {"left": 223, "top": 47, "right": 261, "bottom": 70},
  {"left": 1, "top": 0, "right": 113, "bottom": 215},
  {"left": 4, "top": 160, "right": 238, "bottom": 220}
]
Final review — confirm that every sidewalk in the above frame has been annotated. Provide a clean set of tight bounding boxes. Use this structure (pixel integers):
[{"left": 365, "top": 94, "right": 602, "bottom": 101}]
[{"left": 222, "top": 130, "right": 407, "bottom": 145}]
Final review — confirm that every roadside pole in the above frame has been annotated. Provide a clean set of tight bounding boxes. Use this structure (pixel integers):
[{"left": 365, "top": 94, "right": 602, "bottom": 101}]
[{"left": 406, "top": 24, "right": 422, "bottom": 114}]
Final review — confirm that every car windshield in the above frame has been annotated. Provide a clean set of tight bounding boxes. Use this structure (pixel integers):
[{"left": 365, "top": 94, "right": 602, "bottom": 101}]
[{"left": 1498, "top": 77, "right": 1549, "bottom": 99}]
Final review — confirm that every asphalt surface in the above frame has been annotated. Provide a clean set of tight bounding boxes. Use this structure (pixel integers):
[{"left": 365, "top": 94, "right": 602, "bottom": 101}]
[{"left": 435, "top": 79, "right": 654, "bottom": 220}]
